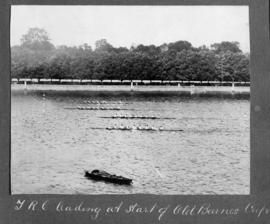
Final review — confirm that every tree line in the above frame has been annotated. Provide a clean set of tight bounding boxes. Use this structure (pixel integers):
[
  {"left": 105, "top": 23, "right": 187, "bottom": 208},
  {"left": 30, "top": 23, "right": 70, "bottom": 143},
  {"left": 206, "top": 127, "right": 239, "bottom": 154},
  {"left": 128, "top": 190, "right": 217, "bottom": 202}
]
[{"left": 11, "top": 28, "right": 250, "bottom": 82}]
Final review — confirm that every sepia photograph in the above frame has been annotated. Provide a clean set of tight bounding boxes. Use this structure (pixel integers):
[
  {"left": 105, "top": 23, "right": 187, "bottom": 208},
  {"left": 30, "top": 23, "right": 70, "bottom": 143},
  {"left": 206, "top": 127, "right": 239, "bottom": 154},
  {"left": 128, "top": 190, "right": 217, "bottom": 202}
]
[{"left": 11, "top": 5, "right": 250, "bottom": 195}]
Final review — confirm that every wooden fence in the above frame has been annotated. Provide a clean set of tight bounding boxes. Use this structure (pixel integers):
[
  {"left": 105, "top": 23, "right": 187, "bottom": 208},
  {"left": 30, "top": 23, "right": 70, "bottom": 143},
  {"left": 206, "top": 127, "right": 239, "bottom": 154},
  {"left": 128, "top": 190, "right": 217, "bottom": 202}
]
[{"left": 11, "top": 78, "right": 250, "bottom": 86}]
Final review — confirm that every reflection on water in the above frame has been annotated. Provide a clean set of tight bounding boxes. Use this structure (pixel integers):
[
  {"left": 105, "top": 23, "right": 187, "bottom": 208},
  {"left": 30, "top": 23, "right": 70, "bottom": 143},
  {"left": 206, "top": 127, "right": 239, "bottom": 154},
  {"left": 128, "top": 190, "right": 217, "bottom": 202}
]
[{"left": 11, "top": 91, "right": 249, "bottom": 194}]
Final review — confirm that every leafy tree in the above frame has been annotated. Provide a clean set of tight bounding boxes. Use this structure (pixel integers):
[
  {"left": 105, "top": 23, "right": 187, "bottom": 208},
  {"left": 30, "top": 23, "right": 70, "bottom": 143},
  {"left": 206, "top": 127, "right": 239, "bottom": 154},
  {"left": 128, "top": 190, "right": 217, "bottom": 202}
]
[
  {"left": 111, "top": 47, "right": 129, "bottom": 54},
  {"left": 215, "top": 51, "right": 250, "bottom": 81},
  {"left": 211, "top": 41, "right": 242, "bottom": 54},
  {"left": 95, "top": 39, "right": 114, "bottom": 53},
  {"left": 20, "top": 27, "right": 55, "bottom": 51},
  {"left": 168, "top": 41, "right": 192, "bottom": 53},
  {"left": 133, "top": 44, "right": 161, "bottom": 56}
]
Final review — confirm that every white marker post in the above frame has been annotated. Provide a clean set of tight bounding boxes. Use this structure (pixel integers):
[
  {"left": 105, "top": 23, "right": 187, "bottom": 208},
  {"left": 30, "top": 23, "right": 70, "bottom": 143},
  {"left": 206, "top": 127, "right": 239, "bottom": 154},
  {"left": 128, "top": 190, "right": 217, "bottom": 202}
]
[{"left": 232, "top": 82, "right": 235, "bottom": 92}]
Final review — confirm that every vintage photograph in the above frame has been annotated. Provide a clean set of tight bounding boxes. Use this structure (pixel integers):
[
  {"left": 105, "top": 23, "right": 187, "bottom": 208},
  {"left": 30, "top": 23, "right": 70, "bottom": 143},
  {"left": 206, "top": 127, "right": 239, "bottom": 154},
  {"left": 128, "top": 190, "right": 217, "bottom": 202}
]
[{"left": 11, "top": 6, "right": 250, "bottom": 194}]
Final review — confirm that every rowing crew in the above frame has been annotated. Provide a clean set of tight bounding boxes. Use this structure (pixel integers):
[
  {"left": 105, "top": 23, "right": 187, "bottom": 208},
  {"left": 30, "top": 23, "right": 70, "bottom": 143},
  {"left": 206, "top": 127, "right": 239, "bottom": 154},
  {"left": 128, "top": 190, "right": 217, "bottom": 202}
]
[
  {"left": 84, "top": 100, "right": 125, "bottom": 104},
  {"left": 77, "top": 106, "right": 121, "bottom": 110},
  {"left": 111, "top": 115, "right": 157, "bottom": 119},
  {"left": 106, "top": 125, "right": 164, "bottom": 131}
]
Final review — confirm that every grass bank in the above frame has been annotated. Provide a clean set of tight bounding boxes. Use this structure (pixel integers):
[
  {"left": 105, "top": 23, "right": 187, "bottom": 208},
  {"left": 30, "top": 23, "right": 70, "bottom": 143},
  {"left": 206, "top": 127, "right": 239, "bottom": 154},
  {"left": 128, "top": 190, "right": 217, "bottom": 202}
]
[{"left": 11, "top": 84, "right": 250, "bottom": 98}]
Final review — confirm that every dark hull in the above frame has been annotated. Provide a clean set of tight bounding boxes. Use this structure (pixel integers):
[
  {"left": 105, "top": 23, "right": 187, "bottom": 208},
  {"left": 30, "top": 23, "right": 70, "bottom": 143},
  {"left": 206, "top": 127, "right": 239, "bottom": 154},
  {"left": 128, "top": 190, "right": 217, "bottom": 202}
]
[{"left": 85, "top": 171, "right": 132, "bottom": 185}]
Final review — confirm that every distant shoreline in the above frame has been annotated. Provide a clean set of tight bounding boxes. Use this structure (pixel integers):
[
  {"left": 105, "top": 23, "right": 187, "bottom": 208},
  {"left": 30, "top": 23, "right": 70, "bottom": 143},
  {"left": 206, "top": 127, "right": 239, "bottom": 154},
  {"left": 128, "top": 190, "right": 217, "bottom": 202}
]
[{"left": 11, "top": 84, "right": 250, "bottom": 97}]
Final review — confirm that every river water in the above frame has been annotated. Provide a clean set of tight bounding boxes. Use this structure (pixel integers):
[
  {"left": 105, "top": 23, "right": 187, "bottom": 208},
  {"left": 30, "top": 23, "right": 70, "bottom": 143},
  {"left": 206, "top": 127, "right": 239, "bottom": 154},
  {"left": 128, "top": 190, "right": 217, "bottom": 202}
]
[{"left": 11, "top": 91, "right": 249, "bottom": 194}]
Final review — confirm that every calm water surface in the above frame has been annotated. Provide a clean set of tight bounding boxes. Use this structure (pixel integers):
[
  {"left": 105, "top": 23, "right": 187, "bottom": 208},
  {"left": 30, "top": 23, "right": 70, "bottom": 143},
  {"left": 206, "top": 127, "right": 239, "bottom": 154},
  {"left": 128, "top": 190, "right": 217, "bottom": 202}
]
[{"left": 11, "top": 91, "right": 249, "bottom": 194}]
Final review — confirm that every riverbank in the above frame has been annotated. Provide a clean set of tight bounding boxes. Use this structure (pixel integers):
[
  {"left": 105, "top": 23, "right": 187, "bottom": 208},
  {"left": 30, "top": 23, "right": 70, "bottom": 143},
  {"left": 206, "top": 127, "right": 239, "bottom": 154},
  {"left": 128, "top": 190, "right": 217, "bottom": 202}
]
[{"left": 11, "top": 84, "right": 250, "bottom": 97}]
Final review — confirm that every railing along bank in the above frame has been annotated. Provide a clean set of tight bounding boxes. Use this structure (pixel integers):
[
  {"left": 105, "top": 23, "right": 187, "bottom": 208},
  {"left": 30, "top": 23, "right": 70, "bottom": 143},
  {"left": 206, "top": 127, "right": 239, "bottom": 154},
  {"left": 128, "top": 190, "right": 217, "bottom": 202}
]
[{"left": 11, "top": 78, "right": 250, "bottom": 86}]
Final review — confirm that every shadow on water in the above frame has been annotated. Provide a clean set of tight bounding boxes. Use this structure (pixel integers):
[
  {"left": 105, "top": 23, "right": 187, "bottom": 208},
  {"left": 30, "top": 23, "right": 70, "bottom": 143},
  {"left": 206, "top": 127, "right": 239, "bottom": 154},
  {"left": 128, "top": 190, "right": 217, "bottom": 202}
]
[{"left": 84, "top": 176, "right": 134, "bottom": 187}]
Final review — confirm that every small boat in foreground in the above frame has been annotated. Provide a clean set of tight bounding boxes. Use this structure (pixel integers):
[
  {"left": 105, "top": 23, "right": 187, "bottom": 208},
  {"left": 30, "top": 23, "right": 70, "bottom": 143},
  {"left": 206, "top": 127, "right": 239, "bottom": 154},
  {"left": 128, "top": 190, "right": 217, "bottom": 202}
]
[{"left": 84, "top": 169, "right": 133, "bottom": 185}]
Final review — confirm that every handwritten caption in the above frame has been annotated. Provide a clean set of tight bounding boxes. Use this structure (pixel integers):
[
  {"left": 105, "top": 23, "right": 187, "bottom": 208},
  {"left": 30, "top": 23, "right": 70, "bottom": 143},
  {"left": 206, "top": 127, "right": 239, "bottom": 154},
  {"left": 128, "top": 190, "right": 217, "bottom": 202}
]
[{"left": 13, "top": 199, "right": 270, "bottom": 221}]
